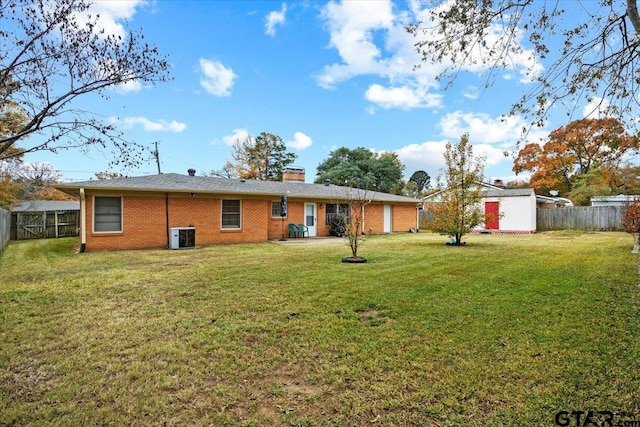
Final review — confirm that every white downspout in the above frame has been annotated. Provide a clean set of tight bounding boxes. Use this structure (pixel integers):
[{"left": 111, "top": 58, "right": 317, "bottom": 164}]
[{"left": 79, "top": 188, "right": 86, "bottom": 253}]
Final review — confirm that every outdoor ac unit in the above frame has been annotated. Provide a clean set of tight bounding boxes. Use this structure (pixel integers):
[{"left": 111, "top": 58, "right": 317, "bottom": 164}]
[{"left": 169, "top": 227, "right": 195, "bottom": 249}]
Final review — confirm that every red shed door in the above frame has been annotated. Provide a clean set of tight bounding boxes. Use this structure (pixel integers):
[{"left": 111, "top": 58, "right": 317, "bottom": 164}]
[{"left": 485, "top": 201, "right": 500, "bottom": 230}]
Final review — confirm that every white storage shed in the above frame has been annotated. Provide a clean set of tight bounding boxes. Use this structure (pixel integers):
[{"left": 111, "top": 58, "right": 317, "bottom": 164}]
[{"left": 478, "top": 188, "right": 537, "bottom": 234}]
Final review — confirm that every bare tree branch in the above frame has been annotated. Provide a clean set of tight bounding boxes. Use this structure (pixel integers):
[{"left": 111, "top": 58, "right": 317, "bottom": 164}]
[{"left": 0, "top": 0, "right": 171, "bottom": 167}]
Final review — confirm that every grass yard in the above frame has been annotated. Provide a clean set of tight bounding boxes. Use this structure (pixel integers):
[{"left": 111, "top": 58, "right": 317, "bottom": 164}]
[{"left": 1, "top": 232, "right": 639, "bottom": 426}]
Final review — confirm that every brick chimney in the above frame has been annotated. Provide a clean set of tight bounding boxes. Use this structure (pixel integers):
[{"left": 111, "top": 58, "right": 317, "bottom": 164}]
[
  {"left": 493, "top": 179, "right": 505, "bottom": 189},
  {"left": 282, "top": 166, "right": 305, "bottom": 183}
]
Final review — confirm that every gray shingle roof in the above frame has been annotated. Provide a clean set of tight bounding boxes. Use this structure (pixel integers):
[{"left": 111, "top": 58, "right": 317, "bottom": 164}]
[
  {"left": 423, "top": 184, "right": 535, "bottom": 201},
  {"left": 55, "top": 173, "right": 419, "bottom": 204},
  {"left": 11, "top": 200, "right": 80, "bottom": 212},
  {"left": 484, "top": 188, "right": 534, "bottom": 197}
]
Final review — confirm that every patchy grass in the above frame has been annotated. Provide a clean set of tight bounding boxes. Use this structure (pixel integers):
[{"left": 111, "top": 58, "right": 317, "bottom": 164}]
[{"left": 1, "top": 232, "right": 639, "bottom": 426}]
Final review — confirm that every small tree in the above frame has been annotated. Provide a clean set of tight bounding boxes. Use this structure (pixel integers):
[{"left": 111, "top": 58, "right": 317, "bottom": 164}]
[
  {"left": 424, "top": 134, "right": 486, "bottom": 245},
  {"left": 622, "top": 198, "right": 640, "bottom": 254}
]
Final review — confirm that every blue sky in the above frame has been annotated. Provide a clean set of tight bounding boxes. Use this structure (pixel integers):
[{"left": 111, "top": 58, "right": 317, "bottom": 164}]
[{"left": 24, "top": 0, "right": 615, "bottom": 185}]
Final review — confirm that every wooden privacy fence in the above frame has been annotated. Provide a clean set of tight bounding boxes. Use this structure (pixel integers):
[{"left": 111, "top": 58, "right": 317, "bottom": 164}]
[
  {"left": 10, "top": 210, "right": 79, "bottom": 240},
  {"left": 0, "top": 208, "right": 9, "bottom": 253},
  {"left": 537, "top": 206, "right": 625, "bottom": 231}
]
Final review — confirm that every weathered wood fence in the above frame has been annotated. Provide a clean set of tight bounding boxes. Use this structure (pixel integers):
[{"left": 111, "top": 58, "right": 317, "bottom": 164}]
[
  {"left": 0, "top": 208, "right": 9, "bottom": 253},
  {"left": 536, "top": 206, "right": 625, "bottom": 231},
  {"left": 10, "top": 210, "right": 79, "bottom": 240}
]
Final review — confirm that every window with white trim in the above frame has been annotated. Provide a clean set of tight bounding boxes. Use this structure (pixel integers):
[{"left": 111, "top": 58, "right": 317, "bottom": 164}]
[
  {"left": 94, "top": 196, "right": 122, "bottom": 232},
  {"left": 271, "top": 201, "right": 284, "bottom": 218},
  {"left": 221, "top": 199, "right": 241, "bottom": 229}
]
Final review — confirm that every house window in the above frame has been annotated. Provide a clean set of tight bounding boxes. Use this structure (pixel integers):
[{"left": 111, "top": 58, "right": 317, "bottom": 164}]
[
  {"left": 325, "top": 203, "right": 350, "bottom": 225},
  {"left": 221, "top": 199, "right": 241, "bottom": 229},
  {"left": 271, "top": 201, "right": 284, "bottom": 218},
  {"left": 94, "top": 196, "right": 122, "bottom": 232}
]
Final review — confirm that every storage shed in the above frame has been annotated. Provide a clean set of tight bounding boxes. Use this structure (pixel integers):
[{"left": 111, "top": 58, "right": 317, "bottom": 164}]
[
  {"left": 479, "top": 188, "right": 537, "bottom": 233},
  {"left": 10, "top": 200, "right": 80, "bottom": 240},
  {"left": 422, "top": 183, "right": 537, "bottom": 234}
]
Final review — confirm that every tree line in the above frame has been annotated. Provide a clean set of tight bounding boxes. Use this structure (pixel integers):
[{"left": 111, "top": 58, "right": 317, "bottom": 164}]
[
  {"left": 4, "top": 115, "right": 640, "bottom": 208},
  {"left": 207, "top": 132, "right": 430, "bottom": 197}
]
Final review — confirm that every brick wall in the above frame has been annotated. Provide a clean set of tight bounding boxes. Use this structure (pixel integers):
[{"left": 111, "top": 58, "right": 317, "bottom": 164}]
[
  {"left": 85, "top": 193, "right": 269, "bottom": 251},
  {"left": 83, "top": 192, "right": 418, "bottom": 251},
  {"left": 364, "top": 204, "right": 384, "bottom": 234},
  {"left": 390, "top": 204, "right": 418, "bottom": 232}
]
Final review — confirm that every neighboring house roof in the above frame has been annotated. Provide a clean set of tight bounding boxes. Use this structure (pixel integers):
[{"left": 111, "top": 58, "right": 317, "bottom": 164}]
[
  {"left": 11, "top": 200, "right": 80, "bottom": 212},
  {"left": 535, "top": 195, "right": 574, "bottom": 206},
  {"left": 591, "top": 195, "right": 639, "bottom": 206},
  {"left": 422, "top": 182, "right": 535, "bottom": 201},
  {"left": 54, "top": 173, "right": 419, "bottom": 204}
]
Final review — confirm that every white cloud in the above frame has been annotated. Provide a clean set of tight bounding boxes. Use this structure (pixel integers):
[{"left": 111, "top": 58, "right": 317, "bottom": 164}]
[
  {"left": 80, "top": 0, "right": 145, "bottom": 40},
  {"left": 395, "top": 110, "right": 550, "bottom": 178},
  {"left": 463, "top": 86, "right": 479, "bottom": 100},
  {"left": 396, "top": 138, "right": 507, "bottom": 179},
  {"left": 198, "top": 58, "right": 237, "bottom": 97},
  {"left": 438, "top": 111, "right": 546, "bottom": 146},
  {"left": 316, "top": 0, "right": 394, "bottom": 89},
  {"left": 365, "top": 84, "right": 442, "bottom": 109},
  {"left": 583, "top": 97, "right": 611, "bottom": 119},
  {"left": 316, "top": 0, "right": 543, "bottom": 110},
  {"left": 265, "top": 3, "right": 287, "bottom": 36},
  {"left": 218, "top": 128, "right": 251, "bottom": 146},
  {"left": 121, "top": 116, "right": 187, "bottom": 132},
  {"left": 286, "top": 132, "right": 312, "bottom": 150},
  {"left": 114, "top": 79, "right": 143, "bottom": 94},
  {"left": 395, "top": 140, "right": 450, "bottom": 177}
]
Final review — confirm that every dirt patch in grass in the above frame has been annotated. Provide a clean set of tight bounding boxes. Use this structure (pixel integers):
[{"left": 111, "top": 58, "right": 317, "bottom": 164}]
[
  {"left": 355, "top": 305, "right": 391, "bottom": 326},
  {"left": 4, "top": 356, "right": 55, "bottom": 403},
  {"left": 223, "top": 369, "right": 328, "bottom": 425}
]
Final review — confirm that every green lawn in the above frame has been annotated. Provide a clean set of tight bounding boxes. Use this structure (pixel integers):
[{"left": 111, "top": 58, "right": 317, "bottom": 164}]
[{"left": 1, "top": 232, "right": 638, "bottom": 426}]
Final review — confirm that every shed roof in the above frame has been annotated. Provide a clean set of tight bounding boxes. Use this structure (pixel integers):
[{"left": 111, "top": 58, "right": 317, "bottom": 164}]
[
  {"left": 12, "top": 200, "right": 80, "bottom": 212},
  {"left": 423, "top": 185, "right": 535, "bottom": 201},
  {"left": 54, "top": 173, "right": 419, "bottom": 204},
  {"left": 484, "top": 188, "right": 535, "bottom": 197}
]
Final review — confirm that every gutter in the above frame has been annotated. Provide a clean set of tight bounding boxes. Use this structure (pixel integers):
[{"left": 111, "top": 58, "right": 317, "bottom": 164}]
[
  {"left": 79, "top": 188, "right": 86, "bottom": 253},
  {"left": 165, "top": 193, "right": 170, "bottom": 248}
]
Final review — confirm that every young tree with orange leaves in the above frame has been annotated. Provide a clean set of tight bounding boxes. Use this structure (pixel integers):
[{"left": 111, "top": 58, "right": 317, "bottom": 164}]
[
  {"left": 513, "top": 118, "right": 639, "bottom": 203},
  {"left": 424, "top": 134, "right": 486, "bottom": 245}
]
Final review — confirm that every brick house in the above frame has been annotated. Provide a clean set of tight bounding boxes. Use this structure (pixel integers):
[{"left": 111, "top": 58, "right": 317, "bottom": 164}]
[{"left": 55, "top": 168, "right": 420, "bottom": 251}]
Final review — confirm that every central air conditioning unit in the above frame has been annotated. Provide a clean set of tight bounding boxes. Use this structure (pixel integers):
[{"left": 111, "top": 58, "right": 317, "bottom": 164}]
[{"left": 169, "top": 227, "right": 195, "bottom": 249}]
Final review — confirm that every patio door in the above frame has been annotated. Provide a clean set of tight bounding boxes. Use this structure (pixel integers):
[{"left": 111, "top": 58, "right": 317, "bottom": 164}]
[{"left": 304, "top": 203, "right": 317, "bottom": 237}]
